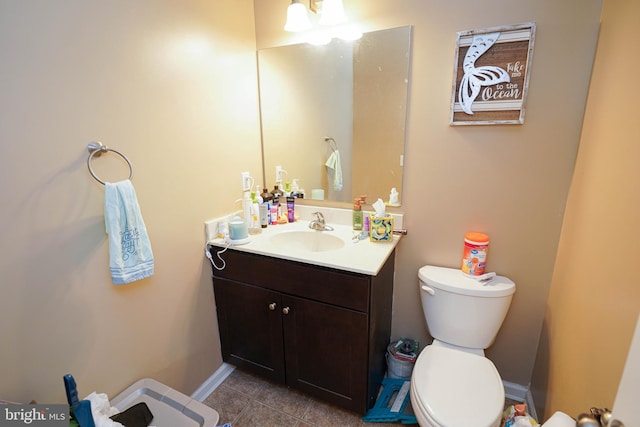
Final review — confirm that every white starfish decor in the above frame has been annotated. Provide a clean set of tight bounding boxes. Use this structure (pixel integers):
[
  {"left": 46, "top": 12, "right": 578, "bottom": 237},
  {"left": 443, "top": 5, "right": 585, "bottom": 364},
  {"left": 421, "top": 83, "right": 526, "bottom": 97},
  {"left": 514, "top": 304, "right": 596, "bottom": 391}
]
[{"left": 458, "top": 32, "right": 510, "bottom": 115}]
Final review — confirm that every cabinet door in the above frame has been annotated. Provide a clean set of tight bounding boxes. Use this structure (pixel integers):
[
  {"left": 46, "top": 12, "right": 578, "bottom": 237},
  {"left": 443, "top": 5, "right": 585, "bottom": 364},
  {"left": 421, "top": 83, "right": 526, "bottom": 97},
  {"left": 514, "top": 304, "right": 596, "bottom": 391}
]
[
  {"left": 282, "top": 295, "right": 369, "bottom": 414},
  {"left": 214, "top": 279, "right": 285, "bottom": 383}
]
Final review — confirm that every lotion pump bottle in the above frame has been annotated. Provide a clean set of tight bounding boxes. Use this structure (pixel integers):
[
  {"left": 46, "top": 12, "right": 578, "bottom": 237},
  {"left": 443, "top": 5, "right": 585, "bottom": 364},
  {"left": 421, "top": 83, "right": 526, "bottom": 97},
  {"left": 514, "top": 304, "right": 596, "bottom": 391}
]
[
  {"left": 255, "top": 185, "right": 263, "bottom": 204},
  {"left": 291, "top": 179, "right": 300, "bottom": 197},
  {"left": 250, "top": 191, "right": 260, "bottom": 230},
  {"left": 353, "top": 198, "right": 363, "bottom": 230},
  {"left": 271, "top": 184, "right": 284, "bottom": 199},
  {"left": 242, "top": 191, "right": 253, "bottom": 227},
  {"left": 261, "top": 184, "right": 272, "bottom": 203}
]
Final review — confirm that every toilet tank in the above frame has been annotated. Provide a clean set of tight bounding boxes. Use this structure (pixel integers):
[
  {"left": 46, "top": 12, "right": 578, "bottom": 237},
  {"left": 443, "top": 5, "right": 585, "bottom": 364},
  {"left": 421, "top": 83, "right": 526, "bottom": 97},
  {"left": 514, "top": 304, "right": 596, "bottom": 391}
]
[{"left": 418, "top": 265, "right": 515, "bottom": 349}]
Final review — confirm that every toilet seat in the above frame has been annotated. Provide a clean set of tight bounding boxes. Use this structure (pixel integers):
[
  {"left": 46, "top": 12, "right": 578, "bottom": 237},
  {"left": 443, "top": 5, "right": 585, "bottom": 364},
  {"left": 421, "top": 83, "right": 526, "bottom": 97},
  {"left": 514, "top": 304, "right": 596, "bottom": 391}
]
[{"left": 411, "top": 345, "right": 504, "bottom": 427}]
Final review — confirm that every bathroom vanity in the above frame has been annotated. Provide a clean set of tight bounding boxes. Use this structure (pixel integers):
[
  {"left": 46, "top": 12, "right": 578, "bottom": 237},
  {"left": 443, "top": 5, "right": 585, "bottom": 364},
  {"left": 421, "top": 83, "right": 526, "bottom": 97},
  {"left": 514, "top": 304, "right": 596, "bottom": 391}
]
[{"left": 208, "top": 215, "right": 399, "bottom": 415}]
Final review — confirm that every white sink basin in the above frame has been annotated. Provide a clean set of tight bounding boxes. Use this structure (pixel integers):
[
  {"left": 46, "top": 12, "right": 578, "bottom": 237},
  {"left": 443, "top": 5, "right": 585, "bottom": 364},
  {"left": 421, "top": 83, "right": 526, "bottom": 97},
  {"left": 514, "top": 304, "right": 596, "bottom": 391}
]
[{"left": 269, "top": 230, "right": 346, "bottom": 252}]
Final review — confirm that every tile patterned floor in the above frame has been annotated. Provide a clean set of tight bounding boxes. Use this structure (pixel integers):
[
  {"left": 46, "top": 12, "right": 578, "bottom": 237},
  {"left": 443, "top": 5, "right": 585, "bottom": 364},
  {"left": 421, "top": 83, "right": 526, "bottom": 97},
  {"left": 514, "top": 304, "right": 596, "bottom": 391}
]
[
  {"left": 203, "top": 369, "right": 407, "bottom": 427},
  {"left": 203, "top": 368, "right": 522, "bottom": 427}
]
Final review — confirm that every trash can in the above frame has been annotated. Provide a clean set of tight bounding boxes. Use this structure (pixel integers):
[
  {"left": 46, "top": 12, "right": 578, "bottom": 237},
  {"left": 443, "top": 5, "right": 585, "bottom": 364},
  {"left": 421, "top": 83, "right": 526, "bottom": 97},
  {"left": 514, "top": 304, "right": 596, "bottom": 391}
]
[{"left": 386, "top": 338, "right": 418, "bottom": 379}]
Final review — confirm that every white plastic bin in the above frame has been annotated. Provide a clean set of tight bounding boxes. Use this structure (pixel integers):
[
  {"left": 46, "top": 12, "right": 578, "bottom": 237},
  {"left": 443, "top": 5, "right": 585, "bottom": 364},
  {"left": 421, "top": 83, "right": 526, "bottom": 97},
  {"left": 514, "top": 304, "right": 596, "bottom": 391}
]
[{"left": 110, "top": 378, "right": 219, "bottom": 427}]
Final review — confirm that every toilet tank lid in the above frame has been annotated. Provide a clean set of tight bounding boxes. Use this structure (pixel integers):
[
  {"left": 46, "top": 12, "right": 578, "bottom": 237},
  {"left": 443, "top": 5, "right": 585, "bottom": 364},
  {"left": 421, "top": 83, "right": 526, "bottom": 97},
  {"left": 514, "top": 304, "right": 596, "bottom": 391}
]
[{"left": 419, "top": 265, "right": 515, "bottom": 297}]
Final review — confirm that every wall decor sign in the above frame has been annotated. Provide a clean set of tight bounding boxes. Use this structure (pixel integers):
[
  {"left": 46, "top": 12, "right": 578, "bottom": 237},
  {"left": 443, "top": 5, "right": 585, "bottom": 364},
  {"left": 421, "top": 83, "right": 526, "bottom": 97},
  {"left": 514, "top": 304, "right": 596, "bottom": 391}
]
[{"left": 450, "top": 22, "right": 536, "bottom": 125}]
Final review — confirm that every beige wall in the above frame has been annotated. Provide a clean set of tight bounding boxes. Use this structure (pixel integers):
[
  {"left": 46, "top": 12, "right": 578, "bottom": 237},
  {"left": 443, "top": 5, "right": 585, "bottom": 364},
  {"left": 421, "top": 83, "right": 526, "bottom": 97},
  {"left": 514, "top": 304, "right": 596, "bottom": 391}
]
[
  {"left": 254, "top": 0, "right": 602, "bottom": 393},
  {"left": 0, "top": 0, "right": 261, "bottom": 403},
  {"left": 4, "top": 0, "right": 635, "bottom": 420},
  {"left": 531, "top": 0, "right": 640, "bottom": 419}
]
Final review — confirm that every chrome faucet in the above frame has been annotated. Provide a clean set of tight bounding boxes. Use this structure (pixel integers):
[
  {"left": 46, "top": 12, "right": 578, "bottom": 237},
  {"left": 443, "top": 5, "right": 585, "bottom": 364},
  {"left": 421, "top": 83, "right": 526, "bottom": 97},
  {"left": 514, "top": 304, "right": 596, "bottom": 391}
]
[{"left": 308, "top": 212, "right": 334, "bottom": 231}]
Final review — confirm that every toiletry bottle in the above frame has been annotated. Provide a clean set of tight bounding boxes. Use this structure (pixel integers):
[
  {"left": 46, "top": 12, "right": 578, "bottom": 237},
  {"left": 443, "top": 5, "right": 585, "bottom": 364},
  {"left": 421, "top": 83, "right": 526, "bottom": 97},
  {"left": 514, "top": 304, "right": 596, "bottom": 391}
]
[
  {"left": 270, "top": 196, "right": 279, "bottom": 225},
  {"left": 286, "top": 196, "right": 295, "bottom": 223},
  {"left": 261, "top": 185, "right": 273, "bottom": 203},
  {"left": 242, "top": 191, "right": 252, "bottom": 227},
  {"left": 388, "top": 188, "right": 399, "bottom": 206},
  {"left": 291, "top": 179, "right": 300, "bottom": 197},
  {"left": 271, "top": 184, "right": 284, "bottom": 199},
  {"left": 273, "top": 186, "right": 284, "bottom": 222},
  {"left": 260, "top": 184, "right": 273, "bottom": 225},
  {"left": 255, "top": 185, "right": 263, "bottom": 204},
  {"left": 353, "top": 198, "right": 363, "bottom": 230},
  {"left": 259, "top": 201, "right": 269, "bottom": 228},
  {"left": 250, "top": 191, "right": 260, "bottom": 230}
]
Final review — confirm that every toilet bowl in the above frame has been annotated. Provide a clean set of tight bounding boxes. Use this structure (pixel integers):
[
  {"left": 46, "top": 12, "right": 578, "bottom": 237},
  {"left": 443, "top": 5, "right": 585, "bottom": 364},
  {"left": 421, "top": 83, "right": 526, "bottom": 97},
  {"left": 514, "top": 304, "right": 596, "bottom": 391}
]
[
  {"left": 411, "top": 341, "right": 504, "bottom": 427},
  {"left": 411, "top": 265, "right": 516, "bottom": 427}
]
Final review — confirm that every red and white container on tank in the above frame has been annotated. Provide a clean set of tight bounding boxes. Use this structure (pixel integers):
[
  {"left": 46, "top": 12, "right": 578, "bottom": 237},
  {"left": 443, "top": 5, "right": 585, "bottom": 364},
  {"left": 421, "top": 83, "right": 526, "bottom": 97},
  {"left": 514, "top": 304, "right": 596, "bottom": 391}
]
[{"left": 461, "top": 232, "right": 489, "bottom": 276}]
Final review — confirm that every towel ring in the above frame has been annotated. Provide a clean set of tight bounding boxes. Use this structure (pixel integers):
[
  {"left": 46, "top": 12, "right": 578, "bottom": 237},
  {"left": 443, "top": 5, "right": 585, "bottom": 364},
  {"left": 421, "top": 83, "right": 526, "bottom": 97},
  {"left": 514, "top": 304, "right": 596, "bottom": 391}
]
[
  {"left": 324, "top": 136, "right": 338, "bottom": 152},
  {"left": 87, "top": 142, "right": 133, "bottom": 185}
]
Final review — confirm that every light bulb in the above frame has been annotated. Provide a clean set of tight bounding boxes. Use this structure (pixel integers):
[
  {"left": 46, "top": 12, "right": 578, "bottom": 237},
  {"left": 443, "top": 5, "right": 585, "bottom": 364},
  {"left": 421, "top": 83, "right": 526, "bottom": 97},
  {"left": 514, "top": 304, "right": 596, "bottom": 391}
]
[
  {"left": 284, "top": 1, "right": 312, "bottom": 32},
  {"left": 319, "top": 0, "right": 347, "bottom": 26}
]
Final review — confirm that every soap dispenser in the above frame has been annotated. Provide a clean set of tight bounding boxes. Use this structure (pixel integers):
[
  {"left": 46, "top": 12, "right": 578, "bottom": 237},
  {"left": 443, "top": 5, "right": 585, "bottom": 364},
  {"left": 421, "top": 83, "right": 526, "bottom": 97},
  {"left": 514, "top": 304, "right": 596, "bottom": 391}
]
[
  {"left": 353, "top": 198, "right": 363, "bottom": 230},
  {"left": 270, "top": 184, "right": 284, "bottom": 199},
  {"left": 291, "top": 178, "right": 300, "bottom": 197},
  {"left": 388, "top": 187, "right": 400, "bottom": 206},
  {"left": 261, "top": 185, "right": 273, "bottom": 203},
  {"left": 255, "top": 185, "right": 263, "bottom": 204},
  {"left": 250, "top": 191, "right": 260, "bottom": 230}
]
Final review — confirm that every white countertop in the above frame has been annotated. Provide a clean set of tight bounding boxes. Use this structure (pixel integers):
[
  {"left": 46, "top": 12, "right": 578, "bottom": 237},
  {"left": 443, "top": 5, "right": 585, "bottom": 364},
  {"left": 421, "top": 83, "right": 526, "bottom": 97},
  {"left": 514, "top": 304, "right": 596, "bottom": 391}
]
[{"left": 207, "top": 205, "right": 402, "bottom": 276}]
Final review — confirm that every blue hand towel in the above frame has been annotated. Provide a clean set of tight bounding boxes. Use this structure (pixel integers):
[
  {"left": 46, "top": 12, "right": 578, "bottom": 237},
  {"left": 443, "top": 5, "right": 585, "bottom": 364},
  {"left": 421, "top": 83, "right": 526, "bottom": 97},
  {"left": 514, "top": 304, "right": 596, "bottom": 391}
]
[{"left": 104, "top": 180, "right": 154, "bottom": 284}]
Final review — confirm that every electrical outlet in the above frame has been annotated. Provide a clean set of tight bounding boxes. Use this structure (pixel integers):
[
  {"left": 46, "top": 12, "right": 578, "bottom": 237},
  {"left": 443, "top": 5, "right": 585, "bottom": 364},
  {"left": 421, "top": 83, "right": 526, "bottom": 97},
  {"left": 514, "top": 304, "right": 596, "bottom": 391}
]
[
  {"left": 204, "top": 219, "right": 218, "bottom": 243},
  {"left": 241, "top": 171, "right": 252, "bottom": 191}
]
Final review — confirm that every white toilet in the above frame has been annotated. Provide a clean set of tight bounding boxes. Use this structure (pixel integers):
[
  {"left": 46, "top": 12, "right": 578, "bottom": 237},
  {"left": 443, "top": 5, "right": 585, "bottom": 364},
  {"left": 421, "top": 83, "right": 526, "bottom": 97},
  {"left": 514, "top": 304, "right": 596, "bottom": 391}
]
[{"left": 410, "top": 265, "right": 516, "bottom": 427}]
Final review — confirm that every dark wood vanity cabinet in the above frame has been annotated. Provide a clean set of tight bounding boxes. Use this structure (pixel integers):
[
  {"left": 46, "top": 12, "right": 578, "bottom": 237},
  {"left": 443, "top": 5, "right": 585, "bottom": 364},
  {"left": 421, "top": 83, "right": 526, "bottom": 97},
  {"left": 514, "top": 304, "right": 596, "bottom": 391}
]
[{"left": 209, "top": 246, "right": 395, "bottom": 415}]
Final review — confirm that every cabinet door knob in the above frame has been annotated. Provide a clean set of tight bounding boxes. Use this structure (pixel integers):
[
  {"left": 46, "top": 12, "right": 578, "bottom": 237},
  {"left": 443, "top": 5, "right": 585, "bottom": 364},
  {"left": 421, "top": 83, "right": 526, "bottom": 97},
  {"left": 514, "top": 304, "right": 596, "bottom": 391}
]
[
  {"left": 282, "top": 306, "right": 290, "bottom": 315},
  {"left": 268, "top": 303, "right": 276, "bottom": 311}
]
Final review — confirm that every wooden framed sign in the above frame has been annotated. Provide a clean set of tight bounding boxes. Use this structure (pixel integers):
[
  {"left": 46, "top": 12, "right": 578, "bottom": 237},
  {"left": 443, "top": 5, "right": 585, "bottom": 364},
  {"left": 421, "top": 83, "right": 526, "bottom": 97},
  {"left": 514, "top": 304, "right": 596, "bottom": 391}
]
[{"left": 450, "top": 22, "right": 536, "bottom": 125}]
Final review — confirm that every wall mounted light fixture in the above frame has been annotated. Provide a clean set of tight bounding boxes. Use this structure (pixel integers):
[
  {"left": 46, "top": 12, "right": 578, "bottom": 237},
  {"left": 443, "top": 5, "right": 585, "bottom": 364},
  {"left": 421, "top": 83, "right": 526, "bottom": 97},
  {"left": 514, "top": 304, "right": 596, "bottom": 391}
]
[
  {"left": 318, "top": 0, "right": 347, "bottom": 26},
  {"left": 284, "top": 0, "right": 312, "bottom": 32},
  {"left": 285, "top": 0, "right": 361, "bottom": 44}
]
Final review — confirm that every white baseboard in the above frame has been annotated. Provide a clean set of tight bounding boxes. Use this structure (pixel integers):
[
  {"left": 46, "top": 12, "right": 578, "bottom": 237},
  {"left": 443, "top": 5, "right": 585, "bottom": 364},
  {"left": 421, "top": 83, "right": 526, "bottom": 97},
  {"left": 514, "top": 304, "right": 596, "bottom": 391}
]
[
  {"left": 191, "top": 363, "right": 236, "bottom": 402},
  {"left": 503, "top": 381, "right": 537, "bottom": 422},
  {"left": 503, "top": 380, "right": 528, "bottom": 401}
]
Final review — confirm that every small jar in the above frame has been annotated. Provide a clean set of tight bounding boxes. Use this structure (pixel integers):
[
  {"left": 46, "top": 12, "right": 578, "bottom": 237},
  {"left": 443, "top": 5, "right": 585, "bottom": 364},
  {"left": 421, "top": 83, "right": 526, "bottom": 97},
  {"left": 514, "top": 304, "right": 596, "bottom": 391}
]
[{"left": 461, "top": 232, "right": 489, "bottom": 276}]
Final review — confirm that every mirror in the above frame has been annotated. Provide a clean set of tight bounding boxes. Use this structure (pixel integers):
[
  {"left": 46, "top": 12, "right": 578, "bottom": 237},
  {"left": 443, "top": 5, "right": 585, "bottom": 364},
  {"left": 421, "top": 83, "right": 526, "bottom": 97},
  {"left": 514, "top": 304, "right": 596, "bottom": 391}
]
[{"left": 258, "top": 26, "right": 412, "bottom": 205}]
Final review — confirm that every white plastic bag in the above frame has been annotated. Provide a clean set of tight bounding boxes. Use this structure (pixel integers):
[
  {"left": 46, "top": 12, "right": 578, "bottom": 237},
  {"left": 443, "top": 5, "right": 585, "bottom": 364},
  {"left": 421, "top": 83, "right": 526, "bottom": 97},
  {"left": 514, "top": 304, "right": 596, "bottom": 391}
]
[{"left": 502, "top": 403, "right": 539, "bottom": 427}]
